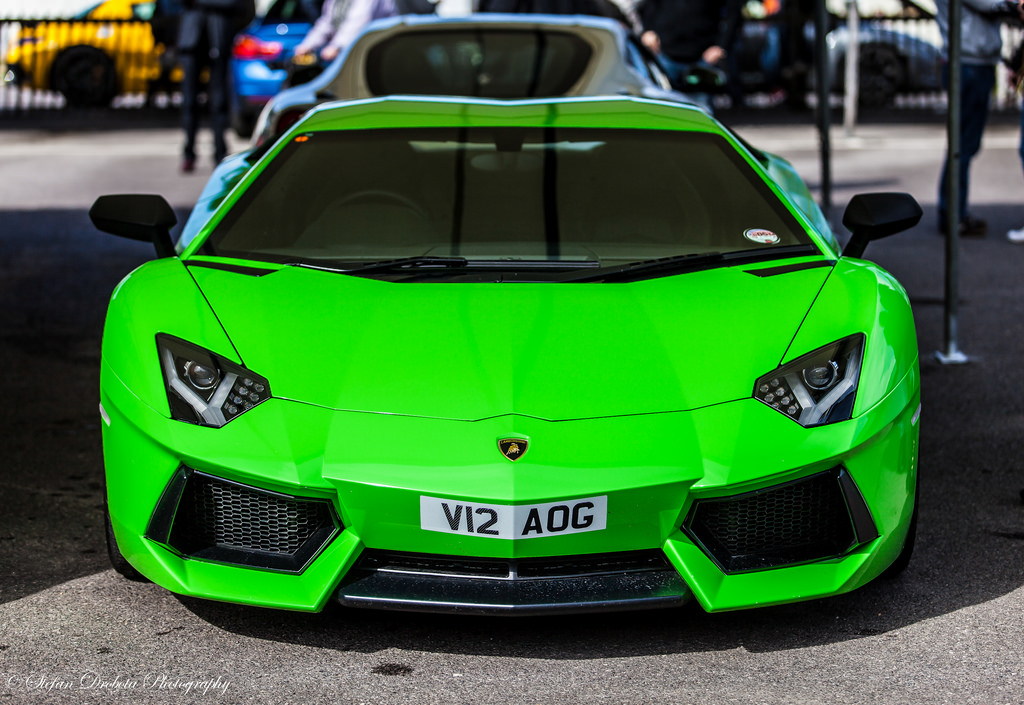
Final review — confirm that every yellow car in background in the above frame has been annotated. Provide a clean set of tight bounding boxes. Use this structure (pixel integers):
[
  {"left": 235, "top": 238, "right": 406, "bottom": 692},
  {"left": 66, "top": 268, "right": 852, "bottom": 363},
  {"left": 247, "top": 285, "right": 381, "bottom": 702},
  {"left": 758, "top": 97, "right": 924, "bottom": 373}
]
[{"left": 4, "top": 0, "right": 181, "bottom": 106}]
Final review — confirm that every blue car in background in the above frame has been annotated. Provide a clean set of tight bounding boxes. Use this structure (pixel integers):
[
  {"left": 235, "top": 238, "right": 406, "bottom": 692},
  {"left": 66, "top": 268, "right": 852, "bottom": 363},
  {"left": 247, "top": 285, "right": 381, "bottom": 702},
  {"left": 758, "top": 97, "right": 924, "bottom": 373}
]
[{"left": 230, "top": 0, "right": 323, "bottom": 136}]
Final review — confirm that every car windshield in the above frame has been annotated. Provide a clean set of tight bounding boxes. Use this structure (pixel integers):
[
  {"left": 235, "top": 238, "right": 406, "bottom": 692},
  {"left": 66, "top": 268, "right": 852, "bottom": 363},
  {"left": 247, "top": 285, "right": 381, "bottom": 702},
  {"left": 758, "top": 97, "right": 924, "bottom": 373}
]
[
  {"left": 364, "top": 30, "right": 592, "bottom": 98},
  {"left": 202, "top": 127, "right": 816, "bottom": 276}
]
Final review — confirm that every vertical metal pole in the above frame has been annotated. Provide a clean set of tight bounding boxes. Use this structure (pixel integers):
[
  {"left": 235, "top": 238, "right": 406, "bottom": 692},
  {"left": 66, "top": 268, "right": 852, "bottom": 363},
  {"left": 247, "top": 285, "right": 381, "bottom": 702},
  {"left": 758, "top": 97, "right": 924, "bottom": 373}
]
[
  {"left": 937, "top": 0, "right": 968, "bottom": 363},
  {"left": 843, "top": 0, "right": 860, "bottom": 135},
  {"left": 814, "top": 0, "right": 832, "bottom": 219}
]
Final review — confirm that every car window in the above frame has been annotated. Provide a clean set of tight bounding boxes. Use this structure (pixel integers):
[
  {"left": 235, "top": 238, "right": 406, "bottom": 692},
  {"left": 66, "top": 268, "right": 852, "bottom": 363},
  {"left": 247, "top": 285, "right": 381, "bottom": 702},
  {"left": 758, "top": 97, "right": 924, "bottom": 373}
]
[
  {"left": 265, "top": 0, "right": 324, "bottom": 22},
  {"left": 203, "top": 127, "right": 814, "bottom": 273},
  {"left": 645, "top": 55, "right": 672, "bottom": 90},
  {"left": 625, "top": 37, "right": 673, "bottom": 90},
  {"left": 156, "top": 0, "right": 185, "bottom": 16},
  {"left": 75, "top": 2, "right": 106, "bottom": 19},
  {"left": 364, "top": 30, "right": 592, "bottom": 98},
  {"left": 623, "top": 40, "right": 653, "bottom": 81},
  {"left": 132, "top": 2, "right": 157, "bottom": 20}
]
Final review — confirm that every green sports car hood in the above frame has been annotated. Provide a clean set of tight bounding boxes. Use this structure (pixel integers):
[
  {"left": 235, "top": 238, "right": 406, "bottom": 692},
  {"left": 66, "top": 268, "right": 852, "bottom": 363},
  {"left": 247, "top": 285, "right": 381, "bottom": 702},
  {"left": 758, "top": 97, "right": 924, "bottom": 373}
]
[{"left": 187, "top": 261, "right": 833, "bottom": 421}]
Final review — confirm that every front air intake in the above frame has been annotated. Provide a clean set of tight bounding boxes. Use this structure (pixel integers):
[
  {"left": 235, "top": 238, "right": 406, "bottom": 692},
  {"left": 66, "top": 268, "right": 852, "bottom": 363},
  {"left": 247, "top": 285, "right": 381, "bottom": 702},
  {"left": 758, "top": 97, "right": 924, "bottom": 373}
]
[
  {"left": 148, "top": 468, "right": 340, "bottom": 573},
  {"left": 684, "top": 468, "right": 877, "bottom": 573}
]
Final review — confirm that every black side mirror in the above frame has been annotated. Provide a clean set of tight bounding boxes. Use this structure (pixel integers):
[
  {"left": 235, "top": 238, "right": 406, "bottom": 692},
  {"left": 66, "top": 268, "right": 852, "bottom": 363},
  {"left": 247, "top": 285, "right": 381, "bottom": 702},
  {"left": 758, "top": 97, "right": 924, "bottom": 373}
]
[
  {"left": 841, "top": 192, "right": 922, "bottom": 259},
  {"left": 89, "top": 194, "right": 177, "bottom": 258}
]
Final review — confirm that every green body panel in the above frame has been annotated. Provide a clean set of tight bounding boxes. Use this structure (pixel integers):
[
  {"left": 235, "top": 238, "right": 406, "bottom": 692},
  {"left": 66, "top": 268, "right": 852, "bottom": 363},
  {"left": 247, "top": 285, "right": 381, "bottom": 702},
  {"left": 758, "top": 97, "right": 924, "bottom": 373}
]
[
  {"left": 102, "top": 361, "right": 918, "bottom": 611},
  {"left": 789, "top": 258, "right": 919, "bottom": 419},
  {"left": 185, "top": 261, "right": 833, "bottom": 420},
  {"left": 101, "top": 324, "right": 918, "bottom": 612},
  {"left": 668, "top": 374, "right": 919, "bottom": 611},
  {"left": 100, "top": 96, "right": 921, "bottom": 613},
  {"left": 102, "top": 258, "right": 238, "bottom": 417}
]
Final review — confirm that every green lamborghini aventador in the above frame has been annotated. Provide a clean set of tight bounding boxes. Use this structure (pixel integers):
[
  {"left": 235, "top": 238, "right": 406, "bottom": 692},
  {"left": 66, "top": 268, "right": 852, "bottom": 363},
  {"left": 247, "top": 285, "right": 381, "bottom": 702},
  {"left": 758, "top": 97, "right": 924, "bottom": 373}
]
[{"left": 90, "top": 95, "right": 922, "bottom": 615}]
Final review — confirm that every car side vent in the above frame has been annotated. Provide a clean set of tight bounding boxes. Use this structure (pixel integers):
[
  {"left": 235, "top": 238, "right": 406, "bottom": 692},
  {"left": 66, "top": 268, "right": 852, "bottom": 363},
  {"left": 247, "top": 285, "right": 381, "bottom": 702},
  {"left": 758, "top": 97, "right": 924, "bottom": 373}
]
[
  {"left": 684, "top": 468, "right": 877, "bottom": 573},
  {"left": 148, "top": 468, "right": 340, "bottom": 573}
]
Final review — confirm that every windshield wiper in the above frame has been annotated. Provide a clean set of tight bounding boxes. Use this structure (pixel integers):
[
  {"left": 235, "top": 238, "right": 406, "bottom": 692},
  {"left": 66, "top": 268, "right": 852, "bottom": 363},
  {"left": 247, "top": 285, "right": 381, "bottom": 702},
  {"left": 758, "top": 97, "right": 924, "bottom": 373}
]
[
  {"left": 294, "top": 256, "right": 468, "bottom": 276},
  {"left": 395, "top": 258, "right": 601, "bottom": 282},
  {"left": 560, "top": 245, "right": 819, "bottom": 283},
  {"left": 295, "top": 257, "right": 601, "bottom": 281}
]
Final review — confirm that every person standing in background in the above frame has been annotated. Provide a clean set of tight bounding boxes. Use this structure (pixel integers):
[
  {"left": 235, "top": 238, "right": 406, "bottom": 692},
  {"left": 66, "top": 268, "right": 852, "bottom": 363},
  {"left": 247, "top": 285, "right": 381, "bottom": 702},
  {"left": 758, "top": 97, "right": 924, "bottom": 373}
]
[
  {"left": 934, "top": 0, "right": 1010, "bottom": 237},
  {"left": 295, "top": 0, "right": 441, "bottom": 63},
  {"left": 637, "top": 0, "right": 743, "bottom": 91},
  {"left": 1005, "top": 37, "right": 1024, "bottom": 241},
  {"left": 293, "top": 0, "right": 356, "bottom": 63},
  {"left": 1003, "top": 1, "right": 1024, "bottom": 242},
  {"left": 177, "top": 0, "right": 254, "bottom": 172}
]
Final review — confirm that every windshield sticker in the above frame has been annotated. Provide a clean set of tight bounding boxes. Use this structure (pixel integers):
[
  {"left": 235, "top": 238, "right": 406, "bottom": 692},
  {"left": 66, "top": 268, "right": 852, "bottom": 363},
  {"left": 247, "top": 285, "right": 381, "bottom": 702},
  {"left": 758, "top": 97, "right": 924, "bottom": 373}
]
[{"left": 744, "top": 228, "right": 780, "bottom": 245}]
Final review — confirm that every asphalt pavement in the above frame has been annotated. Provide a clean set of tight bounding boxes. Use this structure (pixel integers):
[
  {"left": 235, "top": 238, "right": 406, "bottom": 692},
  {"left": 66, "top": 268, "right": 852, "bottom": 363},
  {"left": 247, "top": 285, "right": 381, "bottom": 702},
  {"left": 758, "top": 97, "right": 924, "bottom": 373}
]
[{"left": 2, "top": 107, "right": 1024, "bottom": 704}]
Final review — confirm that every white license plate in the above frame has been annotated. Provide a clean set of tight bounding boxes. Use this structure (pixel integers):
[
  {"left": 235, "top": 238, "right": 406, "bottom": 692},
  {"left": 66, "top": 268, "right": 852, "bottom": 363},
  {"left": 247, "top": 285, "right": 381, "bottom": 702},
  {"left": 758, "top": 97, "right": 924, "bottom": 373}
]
[{"left": 420, "top": 495, "right": 607, "bottom": 540}]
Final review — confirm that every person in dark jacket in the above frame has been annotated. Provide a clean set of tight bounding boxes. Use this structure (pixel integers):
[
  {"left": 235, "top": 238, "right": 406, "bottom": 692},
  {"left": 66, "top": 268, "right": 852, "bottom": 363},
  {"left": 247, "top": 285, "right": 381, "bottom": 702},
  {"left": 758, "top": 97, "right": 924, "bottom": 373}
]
[
  {"left": 177, "top": 0, "right": 254, "bottom": 172},
  {"left": 637, "top": 0, "right": 742, "bottom": 91}
]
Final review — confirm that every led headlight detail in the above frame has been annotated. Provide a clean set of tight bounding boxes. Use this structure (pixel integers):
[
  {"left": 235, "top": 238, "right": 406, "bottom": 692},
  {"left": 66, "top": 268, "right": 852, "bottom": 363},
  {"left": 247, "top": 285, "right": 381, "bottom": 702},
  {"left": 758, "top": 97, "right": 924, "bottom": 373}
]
[
  {"left": 754, "top": 334, "right": 865, "bottom": 427},
  {"left": 156, "top": 334, "right": 271, "bottom": 427}
]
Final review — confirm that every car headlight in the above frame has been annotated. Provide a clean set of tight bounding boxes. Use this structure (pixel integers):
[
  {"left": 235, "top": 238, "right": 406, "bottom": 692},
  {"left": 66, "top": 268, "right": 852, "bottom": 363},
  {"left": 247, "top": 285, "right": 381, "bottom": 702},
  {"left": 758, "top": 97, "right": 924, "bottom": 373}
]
[
  {"left": 754, "top": 334, "right": 865, "bottom": 427},
  {"left": 157, "top": 334, "right": 271, "bottom": 427}
]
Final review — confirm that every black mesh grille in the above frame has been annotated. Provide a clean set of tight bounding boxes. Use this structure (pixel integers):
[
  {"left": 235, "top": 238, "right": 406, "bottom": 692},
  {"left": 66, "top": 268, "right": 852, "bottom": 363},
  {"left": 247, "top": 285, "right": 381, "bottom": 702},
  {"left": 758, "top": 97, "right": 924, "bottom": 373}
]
[
  {"left": 184, "top": 477, "right": 330, "bottom": 553},
  {"left": 686, "top": 470, "right": 858, "bottom": 573},
  {"left": 163, "top": 471, "right": 340, "bottom": 573}
]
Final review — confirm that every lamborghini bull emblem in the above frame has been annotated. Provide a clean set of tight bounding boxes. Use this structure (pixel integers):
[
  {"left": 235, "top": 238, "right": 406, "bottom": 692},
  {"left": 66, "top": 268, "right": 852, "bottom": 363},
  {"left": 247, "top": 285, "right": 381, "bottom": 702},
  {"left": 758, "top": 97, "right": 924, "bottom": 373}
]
[{"left": 498, "top": 438, "right": 529, "bottom": 462}]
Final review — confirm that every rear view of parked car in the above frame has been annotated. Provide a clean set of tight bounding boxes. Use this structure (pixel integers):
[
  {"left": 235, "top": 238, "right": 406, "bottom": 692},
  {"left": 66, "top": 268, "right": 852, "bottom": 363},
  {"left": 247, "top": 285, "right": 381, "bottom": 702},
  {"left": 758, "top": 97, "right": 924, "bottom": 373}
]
[
  {"left": 250, "top": 13, "right": 681, "bottom": 149},
  {"left": 3, "top": 0, "right": 181, "bottom": 107},
  {"left": 229, "top": 0, "right": 324, "bottom": 137}
]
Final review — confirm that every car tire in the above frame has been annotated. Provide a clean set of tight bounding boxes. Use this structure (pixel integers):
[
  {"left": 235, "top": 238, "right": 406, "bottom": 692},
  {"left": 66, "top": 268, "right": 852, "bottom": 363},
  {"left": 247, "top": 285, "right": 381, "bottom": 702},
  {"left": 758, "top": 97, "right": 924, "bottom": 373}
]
[
  {"left": 51, "top": 46, "right": 118, "bottom": 108},
  {"left": 856, "top": 44, "right": 903, "bottom": 109},
  {"left": 104, "top": 506, "right": 150, "bottom": 582}
]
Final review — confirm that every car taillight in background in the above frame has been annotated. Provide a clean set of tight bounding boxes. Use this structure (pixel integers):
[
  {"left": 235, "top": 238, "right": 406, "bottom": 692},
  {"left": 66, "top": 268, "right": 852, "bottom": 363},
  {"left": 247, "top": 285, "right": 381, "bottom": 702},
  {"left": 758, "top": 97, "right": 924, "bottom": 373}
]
[{"left": 233, "top": 35, "right": 284, "bottom": 61}]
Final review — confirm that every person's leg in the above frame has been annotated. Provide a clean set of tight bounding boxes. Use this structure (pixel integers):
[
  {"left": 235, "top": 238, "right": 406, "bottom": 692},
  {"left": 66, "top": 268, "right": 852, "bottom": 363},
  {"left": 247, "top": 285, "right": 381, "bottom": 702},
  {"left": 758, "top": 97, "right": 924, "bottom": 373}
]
[
  {"left": 1007, "top": 103, "right": 1024, "bottom": 241},
  {"left": 957, "top": 62, "right": 995, "bottom": 228},
  {"left": 180, "top": 52, "right": 200, "bottom": 170},
  {"left": 938, "top": 62, "right": 994, "bottom": 233},
  {"left": 1015, "top": 92, "right": 1024, "bottom": 175},
  {"left": 208, "top": 55, "right": 230, "bottom": 163},
  {"left": 938, "top": 61, "right": 950, "bottom": 226},
  {"left": 1010, "top": 98, "right": 1024, "bottom": 241}
]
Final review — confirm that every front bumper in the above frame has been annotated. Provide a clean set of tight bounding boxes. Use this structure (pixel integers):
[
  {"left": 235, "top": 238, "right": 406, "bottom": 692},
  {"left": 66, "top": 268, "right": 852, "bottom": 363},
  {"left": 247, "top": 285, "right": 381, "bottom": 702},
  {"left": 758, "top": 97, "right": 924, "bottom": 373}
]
[
  {"left": 101, "top": 359, "right": 919, "bottom": 614},
  {"left": 336, "top": 549, "right": 690, "bottom": 615}
]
